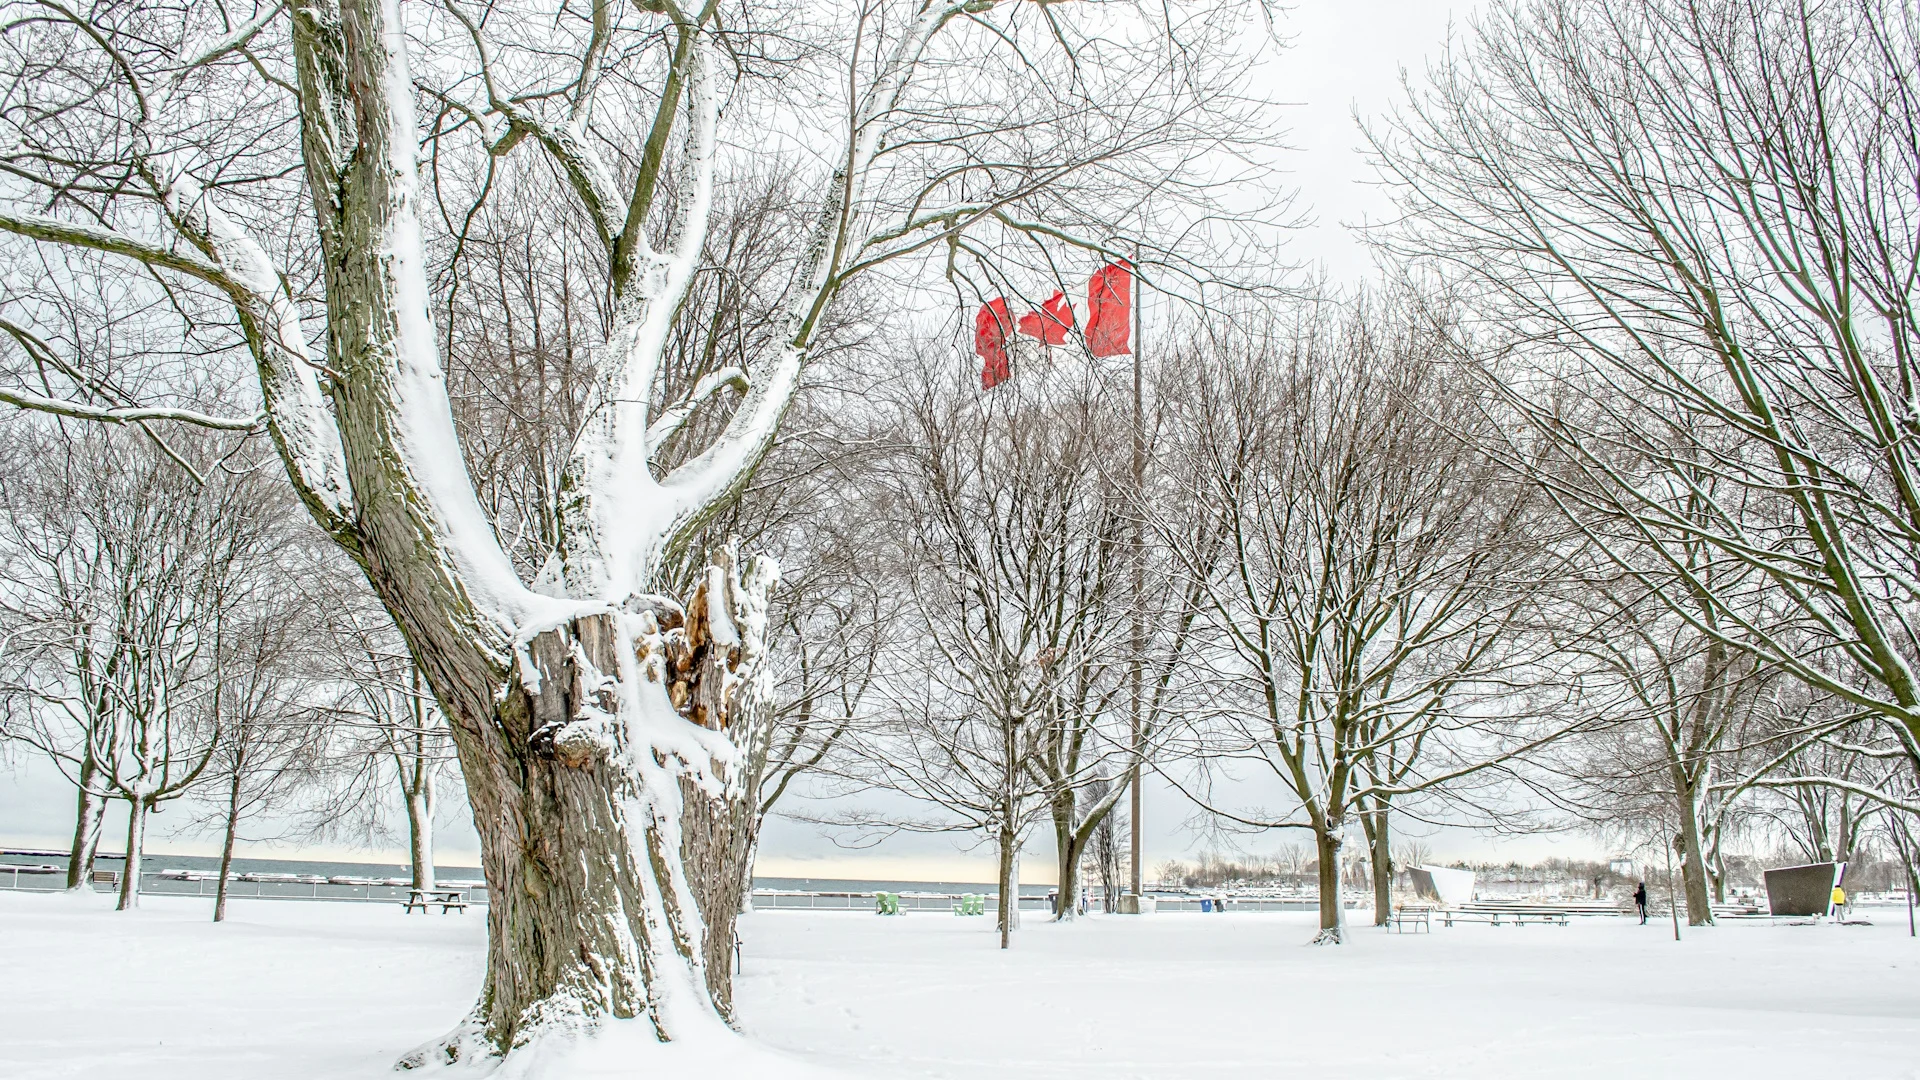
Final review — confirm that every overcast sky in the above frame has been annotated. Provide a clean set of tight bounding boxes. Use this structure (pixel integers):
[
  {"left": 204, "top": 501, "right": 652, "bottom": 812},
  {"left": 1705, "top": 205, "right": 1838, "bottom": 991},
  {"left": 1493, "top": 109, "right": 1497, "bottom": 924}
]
[
  {"left": 1264, "top": 0, "right": 1477, "bottom": 283},
  {"left": 2, "top": 1, "right": 1618, "bottom": 882}
]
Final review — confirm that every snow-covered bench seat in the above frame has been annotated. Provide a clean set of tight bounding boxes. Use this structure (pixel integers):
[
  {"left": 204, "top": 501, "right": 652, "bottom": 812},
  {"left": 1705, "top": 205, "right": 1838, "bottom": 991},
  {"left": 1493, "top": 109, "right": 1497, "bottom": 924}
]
[
  {"left": 402, "top": 889, "right": 468, "bottom": 914},
  {"left": 1439, "top": 904, "right": 1570, "bottom": 927},
  {"left": 1390, "top": 904, "right": 1433, "bottom": 932}
]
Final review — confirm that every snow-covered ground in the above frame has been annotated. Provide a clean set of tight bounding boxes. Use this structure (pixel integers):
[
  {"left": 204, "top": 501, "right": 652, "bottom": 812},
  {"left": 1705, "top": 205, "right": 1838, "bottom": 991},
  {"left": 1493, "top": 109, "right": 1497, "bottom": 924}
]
[{"left": 4, "top": 889, "right": 1917, "bottom": 1079}]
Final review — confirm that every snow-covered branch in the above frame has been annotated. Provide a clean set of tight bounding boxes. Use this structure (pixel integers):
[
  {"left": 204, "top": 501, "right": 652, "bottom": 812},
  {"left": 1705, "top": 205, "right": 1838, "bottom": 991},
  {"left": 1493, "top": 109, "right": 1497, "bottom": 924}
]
[
  {"left": 646, "top": 366, "right": 747, "bottom": 453},
  {"left": 1741, "top": 776, "right": 1920, "bottom": 817},
  {"left": 0, "top": 387, "right": 261, "bottom": 431}
]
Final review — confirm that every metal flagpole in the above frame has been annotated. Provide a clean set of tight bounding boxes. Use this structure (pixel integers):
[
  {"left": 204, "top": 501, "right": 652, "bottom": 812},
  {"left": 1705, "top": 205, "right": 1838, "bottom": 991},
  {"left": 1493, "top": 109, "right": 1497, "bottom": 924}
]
[{"left": 1127, "top": 255, "right": 1146, "bottom": 907}]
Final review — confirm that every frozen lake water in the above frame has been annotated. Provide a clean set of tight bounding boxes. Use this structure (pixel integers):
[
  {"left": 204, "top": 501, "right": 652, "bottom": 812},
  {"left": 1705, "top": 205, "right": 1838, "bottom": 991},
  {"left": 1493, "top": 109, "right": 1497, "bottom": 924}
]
[{"left": 2, "top": 890, "right": 1914, "bottom": 1079}]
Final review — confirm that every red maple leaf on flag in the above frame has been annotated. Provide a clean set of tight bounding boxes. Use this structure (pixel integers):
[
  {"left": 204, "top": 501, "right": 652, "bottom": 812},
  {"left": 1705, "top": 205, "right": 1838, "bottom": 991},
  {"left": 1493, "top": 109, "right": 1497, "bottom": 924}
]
[
  {"left": 1016, "top": 290, "right": 1075, "bottom": 346},
  {"left": 1086, "top": 261, "right": 1132, "bottom": 357},
  {"left": 976, "top": 297, "right": 1013, "bottom": 389}
]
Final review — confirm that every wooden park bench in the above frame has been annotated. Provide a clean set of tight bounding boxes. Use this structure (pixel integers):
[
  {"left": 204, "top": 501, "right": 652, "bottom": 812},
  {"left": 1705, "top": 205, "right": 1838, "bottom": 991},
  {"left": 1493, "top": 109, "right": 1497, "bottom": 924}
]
[
  {"left": 1390, "top": 904, "right": 1433, "bottom": 933},
  {"left": 403, "top": 888, "right": 468, "bottom": 914}
]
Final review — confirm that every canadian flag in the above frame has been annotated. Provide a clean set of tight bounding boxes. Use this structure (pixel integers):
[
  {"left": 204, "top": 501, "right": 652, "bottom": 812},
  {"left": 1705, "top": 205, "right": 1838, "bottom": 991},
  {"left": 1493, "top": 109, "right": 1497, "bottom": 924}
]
[
  {"left": 1086, "top": 261, "right": 1131, "bottom": 357},
  {"left": 1017, "top": 290, "right": 1075, "bottom": 346},
  {"left": 974, "top": 264, "right": 1133, "bottom": 390},
  {"left": 975, "top": 297, "right": 1013, "bottom": 390}
]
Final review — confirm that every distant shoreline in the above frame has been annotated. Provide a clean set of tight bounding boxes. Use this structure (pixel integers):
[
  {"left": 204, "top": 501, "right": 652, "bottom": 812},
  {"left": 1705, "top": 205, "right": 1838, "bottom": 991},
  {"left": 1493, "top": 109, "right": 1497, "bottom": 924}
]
[{"left": 0, "top": 848, "right": 1059, "bottom": 895}]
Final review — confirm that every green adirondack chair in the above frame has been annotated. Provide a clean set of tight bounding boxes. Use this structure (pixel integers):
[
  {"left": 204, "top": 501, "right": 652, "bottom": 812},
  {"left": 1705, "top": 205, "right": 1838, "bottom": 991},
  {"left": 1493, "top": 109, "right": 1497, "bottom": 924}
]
[
  {"left": 952, "top": 893, "right": 984, "bottom": 916},
  {"left": 875, "top": 891, "right": 900, "bottom": 915}
]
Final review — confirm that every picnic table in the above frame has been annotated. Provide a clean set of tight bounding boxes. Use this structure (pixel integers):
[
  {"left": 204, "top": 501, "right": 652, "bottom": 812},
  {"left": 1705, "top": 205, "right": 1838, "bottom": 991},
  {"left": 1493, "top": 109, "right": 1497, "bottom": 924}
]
[
  {"left": 403, "top": 888, "right": 468, "bottom": 914},
  {"left": 1438, "top": 903, "right": 1570, "bottom": 927}
]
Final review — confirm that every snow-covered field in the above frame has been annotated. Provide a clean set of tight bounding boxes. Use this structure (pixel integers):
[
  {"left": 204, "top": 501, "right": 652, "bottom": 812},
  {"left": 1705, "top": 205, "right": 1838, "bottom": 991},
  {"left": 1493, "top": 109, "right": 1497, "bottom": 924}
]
[{"left": 4, "top": 890, "right": 1917, "bottom": 1079}]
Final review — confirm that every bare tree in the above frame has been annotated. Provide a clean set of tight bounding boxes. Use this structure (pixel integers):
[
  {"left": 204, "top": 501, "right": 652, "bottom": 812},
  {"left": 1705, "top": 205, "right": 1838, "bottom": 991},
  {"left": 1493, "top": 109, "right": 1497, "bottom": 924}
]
[
  {"left": 309, "top": 593, "right": 458, "bottom": 893},
  {"left": 1727, "top": 694, "right": 1912, "bottom": 868},
  {"left": 1159, "top": 294, "right": 1561, "bottom": 942},
  {"left": 1373, "top": 0, "right": 1920, "bottom": 805},
  {"left": 855, "top": 664, "right": 1053, "bottom": 946},
  {"left": 1531, "top": 566, "right": 1773, "bottom": 924},
  {"left": 0, "top": 424, "right": 280, "bottom": 908},
  {"left": 841, "top": 352, "right": 1136, "bottom": 943},
  {"left": 740, "top": 565, "right": 888, "bottom": 906},
  {"left": 196, "top": 579, "right": 331, "bottom": 922},
  {"left": 0, "top": 0, "right": 1268, "bottom": 1054},
  {"left": 1083, "top": 775, "right": 1126, "bottom": 912}
]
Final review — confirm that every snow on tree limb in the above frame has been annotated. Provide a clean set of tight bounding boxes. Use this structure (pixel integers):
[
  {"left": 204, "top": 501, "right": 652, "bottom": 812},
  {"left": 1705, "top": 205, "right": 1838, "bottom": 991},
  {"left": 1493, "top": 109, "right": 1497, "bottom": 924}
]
[
  {"left": 1741, "top": 776, "right": 1920, "bottom": 816},
  {"left": 646, "top": 366, "right": 748, "bottom": 454},
  {"left": 0, "top": 386, "right": 261, "bottom": 431},
  {"left": 0, "top": 211, "right": 228, "bottom": 284}
]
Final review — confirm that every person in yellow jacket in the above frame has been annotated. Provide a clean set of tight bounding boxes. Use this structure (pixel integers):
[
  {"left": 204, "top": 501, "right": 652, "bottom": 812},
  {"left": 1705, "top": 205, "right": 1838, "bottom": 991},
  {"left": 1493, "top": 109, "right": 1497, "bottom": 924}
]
[{"left": 1831, "top": 885, "right": 1847, "bottom": 917}]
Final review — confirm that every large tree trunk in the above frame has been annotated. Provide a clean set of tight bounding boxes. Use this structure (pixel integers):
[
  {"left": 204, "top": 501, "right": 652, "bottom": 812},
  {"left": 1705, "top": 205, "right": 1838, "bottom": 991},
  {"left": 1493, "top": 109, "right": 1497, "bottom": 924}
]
[
  {"left": 1311, "top": 814, "right": 1349, "bottom": 944},
  {"left": 428, "top": 615, "right": 729, "bottom": 1056},
  {"left": 1050, "top": 790, "right": 1084, "bottom": 921},
  {"left": 116, "top": 796, "right": 146, "bottom": 911},
  {"left": 1363, "top": 807, "right": 1392, "bottom": 926},
  {"left": 215, "top": 769, "right": 243, "bottom": 922},
  {"left": 1707, "top": 826, "right": 1728, "bottom": 903},
  {"left": 1669, "top": 767, "right": 1715, "bottom": 926},
  {"left": 288, "top": 1, "right": 775, "bottom": 1059},
  {"left": 678, "top": 756, "right": 753, "bottom": 1012},
  {"left": 65, "top": 754, "right": 106, "bottom": 891},
  {"left": 405, "top": 786, "right": 435, "bottom": 892},
  {"left": 731, "top": 711, "right": 777, "bottom": 919},
  {"left": 736, "top": 826, "right": 762, "bottom": 915},
  {"left": 996, "top": 822, "right": 1021, "bottom": 949},
  {"left": 395, "top": 555, "right": 772, "bottom": 1061}
]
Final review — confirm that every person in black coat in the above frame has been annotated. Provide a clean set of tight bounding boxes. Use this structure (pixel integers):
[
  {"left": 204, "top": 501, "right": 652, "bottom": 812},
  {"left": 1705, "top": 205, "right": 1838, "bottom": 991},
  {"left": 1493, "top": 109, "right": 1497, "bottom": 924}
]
[{"left": 1634, "top": 881, "right": 1649, "bottom": 924}]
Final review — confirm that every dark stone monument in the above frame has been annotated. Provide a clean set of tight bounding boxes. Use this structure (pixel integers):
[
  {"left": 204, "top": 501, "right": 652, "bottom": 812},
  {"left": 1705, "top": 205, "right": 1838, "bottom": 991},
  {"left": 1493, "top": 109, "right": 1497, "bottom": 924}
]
[
  {"left": 1762, "top": 862, "right": 1845, "bottom": 917},
  {"left": 1408, "top": 865, "right": 1473, "bottom": 905},
  {"left": 1409, "top": 866, "right": 1437, "bottom": 903}
]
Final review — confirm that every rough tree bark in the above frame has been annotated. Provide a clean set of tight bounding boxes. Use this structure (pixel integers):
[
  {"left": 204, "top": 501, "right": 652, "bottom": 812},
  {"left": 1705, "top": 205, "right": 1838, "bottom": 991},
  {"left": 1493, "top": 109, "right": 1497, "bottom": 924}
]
[
  {"left": 405, "top": 785, "right": 435, "bottom": 893},
  {"left": 117, "top": 796, "right": 147, "bottom": 911},
  {"left": 215, "top": 769, "right": 244, "bottom": 922},
  {"left": 1361, "top": 803, "right": 1393, "bottom": 926},
  {"left": 65, "top": 753, "right": 106, "bottom": 891},
  {"left": 1311, "top": 813, "right": 1350, "bottom": 944},
  {"left": 1048, "top": 783, "right": 1129, "bottom": 921},
  {"left": 1050, "top": 791, "right": 1084, "bottom": 920},
  {"left": 997, "top": 823, "right": 1021, "bottom": 949},
  {"left": 394, "top": 551, "right": 774, "bottom": 1059},
  {"left": 1669, "top": 767, "right": 1715, "bottom": 927}
]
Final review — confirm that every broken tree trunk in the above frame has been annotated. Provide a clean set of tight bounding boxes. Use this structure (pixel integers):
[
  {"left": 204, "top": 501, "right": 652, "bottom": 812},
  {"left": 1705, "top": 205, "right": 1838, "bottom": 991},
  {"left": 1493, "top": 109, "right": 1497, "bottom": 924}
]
[{"left": 401, "top": 549, "right": 776, "bottom": 1061}]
